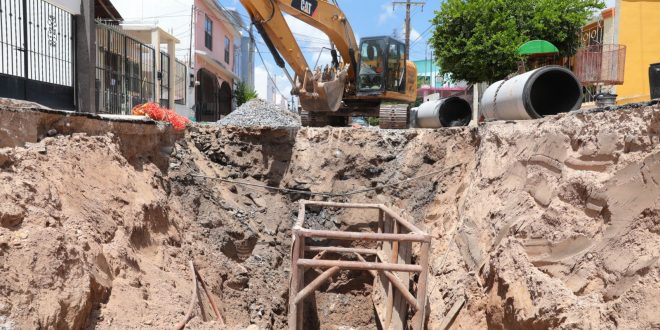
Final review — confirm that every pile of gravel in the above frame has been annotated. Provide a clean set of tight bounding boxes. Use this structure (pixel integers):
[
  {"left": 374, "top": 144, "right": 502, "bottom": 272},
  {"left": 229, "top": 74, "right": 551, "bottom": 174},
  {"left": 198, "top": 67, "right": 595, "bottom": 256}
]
[{"left": 218, "top": 99, "right": 301, "bottom": 128}]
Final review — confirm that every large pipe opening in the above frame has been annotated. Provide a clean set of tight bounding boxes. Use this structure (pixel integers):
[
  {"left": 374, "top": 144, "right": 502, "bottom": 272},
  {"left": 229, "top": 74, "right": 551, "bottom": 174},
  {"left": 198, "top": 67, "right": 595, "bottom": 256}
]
[
  {"left": 439, "top": 97, "right": 472, "bottom": 127},
  {"left": 526, "top": 67, "right": 583, "bottom": 117}
]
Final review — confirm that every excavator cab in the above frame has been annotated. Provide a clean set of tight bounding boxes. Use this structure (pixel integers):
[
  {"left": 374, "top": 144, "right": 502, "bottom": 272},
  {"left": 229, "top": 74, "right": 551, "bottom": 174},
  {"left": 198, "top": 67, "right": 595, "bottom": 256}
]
[{"left": 357, "top": 37, "right": 407, "bottom": 95}]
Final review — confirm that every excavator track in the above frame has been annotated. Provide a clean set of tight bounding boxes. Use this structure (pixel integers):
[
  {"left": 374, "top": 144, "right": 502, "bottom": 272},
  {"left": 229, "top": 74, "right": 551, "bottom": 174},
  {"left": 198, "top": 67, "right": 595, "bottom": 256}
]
[
  {"left": 300, "top": 111, "right": 330, "bottom": 127},
  {"left": 379, "top": 104, "right": 409, "bottom": 129}
]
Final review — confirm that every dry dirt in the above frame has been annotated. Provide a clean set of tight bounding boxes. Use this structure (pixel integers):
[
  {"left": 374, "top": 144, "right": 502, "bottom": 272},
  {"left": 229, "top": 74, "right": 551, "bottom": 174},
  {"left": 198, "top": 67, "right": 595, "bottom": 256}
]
[{"left": 0, "top": 104, "right": 658, "bottom": 329}]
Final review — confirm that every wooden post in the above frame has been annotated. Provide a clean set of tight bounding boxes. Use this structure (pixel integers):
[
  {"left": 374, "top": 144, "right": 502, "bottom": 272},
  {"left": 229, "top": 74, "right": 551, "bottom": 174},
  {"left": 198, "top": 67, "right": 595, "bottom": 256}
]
[
  {"left": 296, "top": 234, "right": 305, "bottom": 329},
  {"left": 385, "top": 219, "right": 399, "bottom": 329},
  {"left": 378, "top": 209, "right": 384, "bottom": 249},
  {"left": 412, "top": 241, "right": 430, "bottom": 329},
  {"left": 288, "top": 230, "right": 301, "bottom": 330}
]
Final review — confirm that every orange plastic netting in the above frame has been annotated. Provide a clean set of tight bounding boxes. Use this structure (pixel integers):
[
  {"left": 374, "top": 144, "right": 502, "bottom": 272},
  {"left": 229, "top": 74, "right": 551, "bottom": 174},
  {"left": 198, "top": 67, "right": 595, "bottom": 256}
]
[{"left": 132, "top": 103, "right": 191, "bottom": 131}]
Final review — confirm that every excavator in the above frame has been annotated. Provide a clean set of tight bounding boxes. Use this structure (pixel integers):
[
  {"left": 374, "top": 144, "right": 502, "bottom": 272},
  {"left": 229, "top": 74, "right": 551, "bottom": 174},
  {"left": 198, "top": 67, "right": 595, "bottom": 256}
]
[{"left": 239, "top": 0, "right": 418, "bottom": 128}]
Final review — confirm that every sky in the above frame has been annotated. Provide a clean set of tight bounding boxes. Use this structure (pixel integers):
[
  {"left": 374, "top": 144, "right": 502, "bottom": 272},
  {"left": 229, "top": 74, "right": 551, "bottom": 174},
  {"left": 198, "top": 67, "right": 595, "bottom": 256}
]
[{"left": 110, "top": 0, "right": 617, "bottom": 103}]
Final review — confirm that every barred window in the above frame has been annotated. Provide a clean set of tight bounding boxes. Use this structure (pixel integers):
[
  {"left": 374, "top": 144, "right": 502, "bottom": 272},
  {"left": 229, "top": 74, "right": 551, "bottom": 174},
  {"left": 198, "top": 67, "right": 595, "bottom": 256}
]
[
  {"left": 224, "top": 36, "right": 230, "bottom": 64},
  {"left": 205, "top": 16, "right": 213, "bottom": 50}
]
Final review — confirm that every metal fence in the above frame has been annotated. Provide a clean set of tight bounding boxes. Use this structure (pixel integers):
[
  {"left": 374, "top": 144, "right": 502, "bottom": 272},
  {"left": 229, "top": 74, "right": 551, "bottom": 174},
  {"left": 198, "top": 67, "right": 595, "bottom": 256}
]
[
  {"left": 0, "top": 0, "right": 75, "bottom": 109},
  {"left": 160, "top": 52, "right": 169, "bottom": 107},
  {"left": 174, "top": 60, "right": 187, "bottom": 105},
  {"left": 574, "top": 44, "right": 626, "bottom": 86},
  {"left": 95, "top": 23, "right": 155, "bottom": 114}
]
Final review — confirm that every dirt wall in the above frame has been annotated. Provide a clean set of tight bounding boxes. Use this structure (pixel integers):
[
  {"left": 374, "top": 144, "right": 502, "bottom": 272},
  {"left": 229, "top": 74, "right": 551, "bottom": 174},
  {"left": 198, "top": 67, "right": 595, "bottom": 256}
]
[{"left": 0, "top": 104, "right": 658, "bottom": 329}]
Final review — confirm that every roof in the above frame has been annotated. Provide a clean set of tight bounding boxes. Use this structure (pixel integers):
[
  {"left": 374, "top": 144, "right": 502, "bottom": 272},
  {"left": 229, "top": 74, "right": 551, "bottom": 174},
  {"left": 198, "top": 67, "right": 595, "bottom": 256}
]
[
  {"left": 120, "top": 24, "right": 180, "bottom": 44},
  {"left": 95, "top": 0, "right": 123, "bottom": 21},
  {"left": 517, "top": 40, "right": 559, "bottom": 56},
  {"left": 202, "top": 0, "right": 241, "bottom": 38}
]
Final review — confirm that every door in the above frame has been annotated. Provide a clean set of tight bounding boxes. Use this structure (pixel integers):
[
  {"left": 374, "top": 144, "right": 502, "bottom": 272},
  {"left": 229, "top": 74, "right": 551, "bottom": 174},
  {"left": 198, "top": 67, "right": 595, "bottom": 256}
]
[{"left": 195, "top": 69, "right": 219, "bottom": 122}]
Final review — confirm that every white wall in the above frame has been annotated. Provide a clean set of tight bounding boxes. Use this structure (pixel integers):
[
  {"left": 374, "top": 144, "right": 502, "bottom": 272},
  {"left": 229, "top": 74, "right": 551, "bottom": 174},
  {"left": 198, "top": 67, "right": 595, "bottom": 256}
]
[{"left": 46, "top": 0, "right": 81, "bottom": 15}]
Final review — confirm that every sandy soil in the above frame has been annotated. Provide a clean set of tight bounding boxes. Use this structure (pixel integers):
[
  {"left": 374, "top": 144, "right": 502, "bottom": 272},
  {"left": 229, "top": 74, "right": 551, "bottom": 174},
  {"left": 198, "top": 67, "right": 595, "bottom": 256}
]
[{"left": 0, "top": 104, "right": 658, "bottom": 329}]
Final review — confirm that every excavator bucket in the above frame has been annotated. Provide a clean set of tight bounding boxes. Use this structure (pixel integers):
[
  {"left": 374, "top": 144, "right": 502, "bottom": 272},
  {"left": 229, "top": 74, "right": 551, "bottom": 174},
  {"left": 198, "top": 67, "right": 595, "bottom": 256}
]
[{"left": 298, "top": 71, "right": 347, "bottom": 113}]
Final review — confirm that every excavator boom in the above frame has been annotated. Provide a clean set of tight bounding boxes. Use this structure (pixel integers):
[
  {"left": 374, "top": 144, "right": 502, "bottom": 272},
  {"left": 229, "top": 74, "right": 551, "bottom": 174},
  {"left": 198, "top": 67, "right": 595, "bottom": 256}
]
[
  {"left": 240, "top": 0, "right": 417, "bottom": 127},
  {"left": 241, "top": 0, "right": 358, "bottom": 81}
]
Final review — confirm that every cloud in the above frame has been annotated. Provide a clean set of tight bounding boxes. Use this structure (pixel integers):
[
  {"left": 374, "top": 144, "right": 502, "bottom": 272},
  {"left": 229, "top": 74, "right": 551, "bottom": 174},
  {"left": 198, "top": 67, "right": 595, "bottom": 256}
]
[
  {"left": 283, "top": 15, "right": 336, "bottom": 68},
  {"left": 378, "top": 4, "right": 395, "bottom": 25},
  {"left": 410, "top": 28, "right": 421, "bottom": 42},
  {"left": 254, "top": 65, "right": 292, "bottom": 104}
]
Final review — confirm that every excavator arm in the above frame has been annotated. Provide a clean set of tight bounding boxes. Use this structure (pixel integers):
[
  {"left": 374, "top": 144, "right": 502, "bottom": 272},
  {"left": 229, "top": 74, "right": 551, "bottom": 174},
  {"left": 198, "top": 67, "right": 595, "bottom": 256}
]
[{"left": 240, "top": 0, "right": 359, "bottom": 112}]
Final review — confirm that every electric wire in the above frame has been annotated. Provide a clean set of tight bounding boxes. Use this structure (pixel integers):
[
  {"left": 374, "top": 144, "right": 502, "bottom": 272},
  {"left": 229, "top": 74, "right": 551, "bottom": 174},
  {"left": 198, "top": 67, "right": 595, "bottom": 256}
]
[{"left": 190, "top": 162, "right": 464, "bottom": 198}]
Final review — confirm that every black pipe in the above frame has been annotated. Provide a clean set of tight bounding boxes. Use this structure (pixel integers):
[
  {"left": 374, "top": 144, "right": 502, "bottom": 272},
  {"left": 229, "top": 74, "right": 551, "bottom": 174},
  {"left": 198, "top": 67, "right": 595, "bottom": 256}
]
[{"left": 253, "top": 21, "right": 285, "bottom": 68}]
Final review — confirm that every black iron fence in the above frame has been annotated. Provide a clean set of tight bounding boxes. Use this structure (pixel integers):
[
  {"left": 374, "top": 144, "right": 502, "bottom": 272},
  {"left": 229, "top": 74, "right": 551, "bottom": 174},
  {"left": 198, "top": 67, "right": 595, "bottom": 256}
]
[
  {"left": 95, "top": 22, "right": 155, "bottom": 114},
  {"left": 175, "top": 59, "right": 186, "bottom": 105},
  {"left": 0, "top": 0, "right": 75, "bottom": 109},
  {"left": 160, "top": 52, "right": 169, "bottom": 107}
]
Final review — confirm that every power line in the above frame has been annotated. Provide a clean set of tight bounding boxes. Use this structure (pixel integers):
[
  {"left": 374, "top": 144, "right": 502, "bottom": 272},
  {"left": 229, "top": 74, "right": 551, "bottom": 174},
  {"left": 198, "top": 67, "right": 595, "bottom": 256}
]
[
  {"left": 255, "top": 43, "right": 289, "bottom": 100},
  {"left": 191, "top": 162, "right": 464, "bottom": 198}
]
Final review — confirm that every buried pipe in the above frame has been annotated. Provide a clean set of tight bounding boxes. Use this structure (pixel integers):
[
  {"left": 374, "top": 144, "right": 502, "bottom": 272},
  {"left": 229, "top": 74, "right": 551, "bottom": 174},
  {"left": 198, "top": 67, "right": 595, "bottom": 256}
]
[
  {"left": 480, "top": 66, "right": 583, "bottom": 121},
  {"left": 415, "top": 96, "right": 473, "bottom": 128}
]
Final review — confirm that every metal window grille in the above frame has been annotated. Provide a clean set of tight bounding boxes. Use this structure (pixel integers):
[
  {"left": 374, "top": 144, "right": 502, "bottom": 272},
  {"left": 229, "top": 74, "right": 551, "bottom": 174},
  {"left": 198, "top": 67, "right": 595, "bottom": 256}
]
[
  {"left": 0, "top": 0, "right": 75, "bottom": 109},
  {"left": 204, "top": 15, "right": 212, "bottom": 50},
  {"left": 224, "top": 36, "right": 230, "bottom": 64},
  {"left": 95, "top": 22, "right": 156, "bottom": 114},
  {"left": 160, "top": 52, "right": 169, "bottom": 108},
  {"left": 174, "top": 60, "right": 186, "bottom": 105}
]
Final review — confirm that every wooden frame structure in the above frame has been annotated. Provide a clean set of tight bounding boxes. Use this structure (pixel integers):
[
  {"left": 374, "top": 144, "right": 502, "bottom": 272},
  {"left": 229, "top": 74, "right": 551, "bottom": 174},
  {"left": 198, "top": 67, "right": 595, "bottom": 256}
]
[{"left": 289, "top": 200, "right": 431, "bottom": 329}]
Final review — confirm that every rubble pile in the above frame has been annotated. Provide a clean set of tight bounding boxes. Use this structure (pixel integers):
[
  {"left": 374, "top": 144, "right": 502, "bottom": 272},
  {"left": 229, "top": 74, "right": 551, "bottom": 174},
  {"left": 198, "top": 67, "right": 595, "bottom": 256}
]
[{"left": 219, "top": 99, "right": 301, "bottom": 128}]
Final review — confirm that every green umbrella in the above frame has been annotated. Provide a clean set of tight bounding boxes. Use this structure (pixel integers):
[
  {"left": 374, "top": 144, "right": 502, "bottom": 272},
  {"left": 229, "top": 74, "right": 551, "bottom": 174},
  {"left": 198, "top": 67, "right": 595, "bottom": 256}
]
[{"left": 517, "top": 40, "right": 559, "bottom": 56}]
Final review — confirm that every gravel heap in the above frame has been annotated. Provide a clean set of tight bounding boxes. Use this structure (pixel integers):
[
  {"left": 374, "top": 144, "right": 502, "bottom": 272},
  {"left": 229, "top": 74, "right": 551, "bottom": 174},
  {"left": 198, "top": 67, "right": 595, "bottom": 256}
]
[{"left": 219, "top": 99, "right": 301, "bottom": 128}]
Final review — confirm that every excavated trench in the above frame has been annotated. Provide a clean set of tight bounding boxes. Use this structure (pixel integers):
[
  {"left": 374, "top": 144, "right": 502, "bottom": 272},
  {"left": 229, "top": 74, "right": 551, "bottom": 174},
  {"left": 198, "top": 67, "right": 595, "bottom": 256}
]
[{"left": 0, "top": 103, "right": 659, "bottom": 329}]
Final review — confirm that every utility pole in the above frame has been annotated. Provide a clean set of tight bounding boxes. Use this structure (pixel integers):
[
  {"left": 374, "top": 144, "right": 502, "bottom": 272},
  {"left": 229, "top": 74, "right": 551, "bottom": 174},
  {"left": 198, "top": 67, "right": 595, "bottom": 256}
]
[{"left": 392, "top": 1, "right": 425, "bottom": 61}]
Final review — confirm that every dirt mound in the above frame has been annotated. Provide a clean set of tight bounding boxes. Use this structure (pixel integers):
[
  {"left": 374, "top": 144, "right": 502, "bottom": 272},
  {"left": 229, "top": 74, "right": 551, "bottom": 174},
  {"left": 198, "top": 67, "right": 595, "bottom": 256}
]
[
  {"left": 428, "top": 106, "right": 660, "bottom": 329},
  {"left": 0, "top": 104, "right": 658, "bottom": 329}
]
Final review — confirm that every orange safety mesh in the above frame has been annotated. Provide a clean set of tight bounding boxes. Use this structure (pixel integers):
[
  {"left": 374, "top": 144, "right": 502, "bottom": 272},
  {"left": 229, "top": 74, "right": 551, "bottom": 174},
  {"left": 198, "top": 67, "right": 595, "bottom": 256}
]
[{"left": 131, "top": 103, "right": 191, "bottom": 131}]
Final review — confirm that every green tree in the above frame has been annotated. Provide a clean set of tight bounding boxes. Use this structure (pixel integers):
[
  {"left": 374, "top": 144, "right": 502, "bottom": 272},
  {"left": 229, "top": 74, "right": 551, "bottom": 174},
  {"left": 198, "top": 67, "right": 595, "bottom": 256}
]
[
  {"left": 235, "top": 81, "right": 258, "bottom": 106},
  {"left": 431, "top": 0, "right": 603, "bottom": 83}
]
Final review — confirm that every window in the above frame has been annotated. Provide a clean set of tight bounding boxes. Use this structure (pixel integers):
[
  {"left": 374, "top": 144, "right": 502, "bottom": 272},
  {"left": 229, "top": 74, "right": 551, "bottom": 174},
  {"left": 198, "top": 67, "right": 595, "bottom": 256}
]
[
  {"left": 358, "top": 41, "right": 384, "bottom": 91},
  {"left": 204, "top": 15, "right": 213, "bottom": 50},
  {"left": 224, "top": 36, "right": 230, "bottom": 64}
]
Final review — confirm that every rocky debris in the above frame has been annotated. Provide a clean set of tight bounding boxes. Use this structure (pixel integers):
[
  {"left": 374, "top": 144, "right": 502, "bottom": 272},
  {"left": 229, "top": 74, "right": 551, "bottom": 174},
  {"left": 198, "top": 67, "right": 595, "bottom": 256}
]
[
  {"left": 0, "top": 97, "right": 51, "bottom": 110},
  {"left": 218, "top": 99, "right": 301, "bottom": 129}
]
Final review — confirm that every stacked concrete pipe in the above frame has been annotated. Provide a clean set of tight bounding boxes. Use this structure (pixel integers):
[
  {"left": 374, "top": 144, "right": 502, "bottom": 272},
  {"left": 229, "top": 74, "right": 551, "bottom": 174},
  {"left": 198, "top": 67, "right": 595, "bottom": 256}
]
[
  {"left": 480, "top": 66, "right": 583, "bottom": 121},
  {"left": 415, "top": 96, "right": 472, "bottom": 128}
]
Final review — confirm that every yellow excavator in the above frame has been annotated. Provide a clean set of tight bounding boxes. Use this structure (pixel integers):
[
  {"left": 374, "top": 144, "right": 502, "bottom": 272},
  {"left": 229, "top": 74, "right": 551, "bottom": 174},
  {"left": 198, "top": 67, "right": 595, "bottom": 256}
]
[{"left": 240, "top": 0, "right": 418, "bottom": 128}]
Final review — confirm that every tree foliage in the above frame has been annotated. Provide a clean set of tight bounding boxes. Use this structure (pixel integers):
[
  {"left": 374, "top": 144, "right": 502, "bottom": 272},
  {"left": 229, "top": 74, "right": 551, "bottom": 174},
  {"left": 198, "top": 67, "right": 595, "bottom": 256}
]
[
  {"left": 431, "top": 0, "right": 604, "bottom": 83},
  {"left": 235, "top": 81, "right": 259, "bottom": 106}
]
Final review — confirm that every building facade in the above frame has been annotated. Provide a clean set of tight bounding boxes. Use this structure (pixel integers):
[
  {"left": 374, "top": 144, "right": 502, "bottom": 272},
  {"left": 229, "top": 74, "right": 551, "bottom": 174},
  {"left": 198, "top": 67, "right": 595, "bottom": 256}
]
[
  {"left": 413, "top": 59, "right": 466, "bottom": 99},
  {"left": 583, "top": 2, "right": 660, "bottom": 104},
  {"left": 193, "top": 0, "right": 239, "bottom": 122}
]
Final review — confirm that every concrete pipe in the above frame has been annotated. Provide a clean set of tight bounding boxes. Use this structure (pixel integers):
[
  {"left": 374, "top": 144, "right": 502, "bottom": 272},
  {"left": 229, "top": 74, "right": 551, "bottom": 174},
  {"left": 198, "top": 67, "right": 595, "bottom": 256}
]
[
  {"left": 416, "top": 96, "right": 472, "bottom": 128},
  {"left": 480, "top": 66, "right": 583, "bottom": 121}
]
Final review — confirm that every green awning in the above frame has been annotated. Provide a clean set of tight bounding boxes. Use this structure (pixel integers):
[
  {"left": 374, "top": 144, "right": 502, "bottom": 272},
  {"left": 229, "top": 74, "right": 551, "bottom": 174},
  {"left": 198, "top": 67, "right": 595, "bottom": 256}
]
[{"left": 517, "top": 40, "right": 559, "bottom": 56}]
